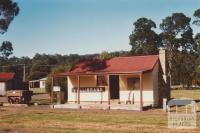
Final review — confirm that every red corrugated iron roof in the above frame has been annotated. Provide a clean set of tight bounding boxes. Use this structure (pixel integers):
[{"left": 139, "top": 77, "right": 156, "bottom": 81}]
[
  {"left": 56, "top": 55, "right": 159, "bottom": 76},
  {"left": 0, "top": 73, "right": 15, "bottom": 82}
]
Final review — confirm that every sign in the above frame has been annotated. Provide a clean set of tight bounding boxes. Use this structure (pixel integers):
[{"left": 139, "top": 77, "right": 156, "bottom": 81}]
[
  {"left": 168, "top": 113, "right": 196, "bottom": 129},
  {"left": 53, "top": 86, "right": 60, "bottom": 92},
  {"left": 167, "top": 99, "right": 197, "bottom": 129}
]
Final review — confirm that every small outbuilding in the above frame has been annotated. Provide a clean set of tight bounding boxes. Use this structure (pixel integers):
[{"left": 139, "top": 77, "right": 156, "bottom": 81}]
[
  {"left": 0, "top": 73, "right": 16, "bottom": 96},
  {"left": 29, "top": 77, "right": 47, "bottom": 93}
]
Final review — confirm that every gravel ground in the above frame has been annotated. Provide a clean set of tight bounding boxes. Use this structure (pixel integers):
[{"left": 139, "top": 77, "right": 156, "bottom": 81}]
[
  {"left": 0, "top": 97, "right": 7, "bottom": 103},
  {"left": 0, "top": 131, "right": 19, "bottom": 133}
]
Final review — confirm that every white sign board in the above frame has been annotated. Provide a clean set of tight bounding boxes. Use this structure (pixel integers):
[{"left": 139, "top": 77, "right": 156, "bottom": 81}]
[
  {"left": 168, "top": 99, "right": 197, "bottom": 129},
  {"left": 53, "top": 86, "right": 61, "bottom": 92},
  {"left": 168, "top": 113, "right": 196, "bottom": 129}
]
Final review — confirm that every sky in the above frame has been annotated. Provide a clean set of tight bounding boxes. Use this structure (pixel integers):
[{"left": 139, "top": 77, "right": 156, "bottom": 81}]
[{"left": 0, "top": 0, "right": 200, "bottom": 57}]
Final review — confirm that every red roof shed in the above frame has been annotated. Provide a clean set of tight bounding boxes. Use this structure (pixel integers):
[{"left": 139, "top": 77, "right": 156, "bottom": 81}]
[{"left": 0, "top": 73, "right": 15, "bottom": 82}]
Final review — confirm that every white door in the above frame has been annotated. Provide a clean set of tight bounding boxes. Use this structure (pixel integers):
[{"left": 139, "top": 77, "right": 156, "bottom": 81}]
[{"left": 0, "top": 82, "right": 6, "bottom": 96}]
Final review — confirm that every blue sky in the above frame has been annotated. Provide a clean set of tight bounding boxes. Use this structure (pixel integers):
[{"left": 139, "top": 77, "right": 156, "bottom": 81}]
[{"left": 0, "top": 0, "right": 200, "bottom": 57}]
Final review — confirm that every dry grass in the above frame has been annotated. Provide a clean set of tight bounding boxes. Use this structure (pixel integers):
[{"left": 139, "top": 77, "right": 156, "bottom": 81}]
[
  {"left": 171, "top": 89, "right": 200, "bottom": 100},
  {"left": 171, "top": 89, "right": 200, "bottom": 112},
  {"left": 0, "top": 89, "right": 199, "bottom": 133},
  {"left": 1, "top": 107, "right": 199, "bottom": 133}
]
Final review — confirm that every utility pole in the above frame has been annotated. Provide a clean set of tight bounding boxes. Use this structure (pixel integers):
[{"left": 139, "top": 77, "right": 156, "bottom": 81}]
[{"left": 23, "top": 64, "right": 26, "bottom": 82}]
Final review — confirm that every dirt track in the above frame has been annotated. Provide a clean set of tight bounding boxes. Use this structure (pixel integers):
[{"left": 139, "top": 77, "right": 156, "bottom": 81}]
[{"left": 0, "top": 97, "right": 7, "bottom": 103}]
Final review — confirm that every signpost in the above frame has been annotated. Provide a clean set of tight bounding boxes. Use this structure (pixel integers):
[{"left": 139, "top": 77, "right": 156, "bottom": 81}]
[
  {"left": 53, "top": 86, "right": 61, "bottom": 104},
  {"left": 163, "top": 98, "right": 167, "bottom": 112}
]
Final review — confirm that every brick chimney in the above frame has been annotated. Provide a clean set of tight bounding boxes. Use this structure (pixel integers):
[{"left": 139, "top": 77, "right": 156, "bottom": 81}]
[{"left": 159, "top": 49, "right": 167, "bottom": 83}]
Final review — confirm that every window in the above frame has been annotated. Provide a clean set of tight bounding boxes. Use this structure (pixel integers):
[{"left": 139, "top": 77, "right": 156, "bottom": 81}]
[
  {"left": 96, "top": 75, "right": 107, "bottom": 86},
  {"left": 42, "top": 81, "right": 45, "bottom": 86},
  {"left": 127, "top": 78, "right": 140, "bottom": 90}
]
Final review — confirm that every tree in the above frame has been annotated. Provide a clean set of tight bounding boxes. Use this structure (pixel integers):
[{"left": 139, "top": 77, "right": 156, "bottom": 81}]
[
  {"left": 0, "top": 0, "right": 19, "bottom": 34},
  {"left": 193, "top": 8, "right": 200, "bottom": 26},
  {"left": 160, "top": 13, "right": 196, "bottom": 87},
  {"left": 194, "top": 33, "right": 200, "bottom": 82},
  {"left": 171, "top": 52, "right": 196, "bottom": 88},
  {"left": 28, "top": 53, "right": 59, "bottom": 80},
  {"left": 0, "top": 0, "right": 19, "bottom": 66},
  {"left": 195, "top": 33, "right": 200, "bottom": 53},
  {"left": 99, "top": 50, "right": 129, "bottom": 60},
  {"left": 46, "top": 65, "right": 71, "bottom": 102},
  {"left": 99, "top": 51, "right": 112, "bottom": 59},
  {"left": 28, "top": 61, "right": 51, "bottom": 80},
  {"left": 129, "top": 17, "right": 161, "bottom": 55},
  {"left": 192, "top": 9, "right": 200, "bottom": 84},
  {"left": 0, "top": 41, "right": 13, "bottom": 59}
]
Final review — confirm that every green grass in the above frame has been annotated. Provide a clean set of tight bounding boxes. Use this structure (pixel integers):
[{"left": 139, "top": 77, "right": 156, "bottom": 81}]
[{"left": 0, "top": 89, "right": 200, "bottom": 133}]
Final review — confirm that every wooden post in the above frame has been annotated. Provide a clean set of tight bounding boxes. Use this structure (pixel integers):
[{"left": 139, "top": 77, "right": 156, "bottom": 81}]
[
  {"left": 29, "top": 81, "right": 30, "bottom": 89},
  {"left": 51, "top": 76, "right": 54, "bottom": 103},
  {"left": 163, "top": 98, "right": 167, "bottom": 112},
  {"left": 107, "top": 74, "right": 110, "bottom": 105},
  {"left": 77, "top": 75, "right": 80, "bottom": 104},
  {"left": 140, "top": 73, "right": 143, "bottom": 111}
]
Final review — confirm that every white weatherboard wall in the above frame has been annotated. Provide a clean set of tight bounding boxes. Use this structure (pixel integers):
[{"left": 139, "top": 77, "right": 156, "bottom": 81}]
[
  {"left": 0, "top": 82, "right": 6, "bottom": 96},
  {"left": 68, "top": 77, "right": 76, "bottom": 102},
  {"left": 119, "top": 72, "right": 154, "bottom": 106},
  {"left": 67, "top": 72, "right": 156, "bottom": 105},
  {"left": 67, "top": 76, "right": 108, "bottom": 102},
  {"left": 80, "top": 91, "right": 108, "bottom": 102},
  {"left": 120, "top": 91, "right": 153, "bottom": 105},
  {"left": 39, "top": 80, "right": 46, "bottom": 88}
]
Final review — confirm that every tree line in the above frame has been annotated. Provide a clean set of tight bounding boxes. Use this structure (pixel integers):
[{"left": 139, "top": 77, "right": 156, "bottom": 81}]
[
  {"left": 129, "top": 9, "right": 200, "bottom": 88},
  {"left": 1, "top": 0, "right": 200, "bottom": 89}
]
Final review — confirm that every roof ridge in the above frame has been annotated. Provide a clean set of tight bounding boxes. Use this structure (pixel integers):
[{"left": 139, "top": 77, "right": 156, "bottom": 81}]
[
  {"left": 111, "top": 55, "right": 159, "bottom": 59},
  {"left": 0, "top": 72, "right": 15, "bottom": 74},
  {"left": 63, "top": 54, "right": 160, "bottom": 75}
]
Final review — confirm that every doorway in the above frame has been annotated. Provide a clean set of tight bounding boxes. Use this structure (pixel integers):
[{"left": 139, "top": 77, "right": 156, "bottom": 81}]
[{"left": 109, "top": 75, "right": 119, "bottom": 99}]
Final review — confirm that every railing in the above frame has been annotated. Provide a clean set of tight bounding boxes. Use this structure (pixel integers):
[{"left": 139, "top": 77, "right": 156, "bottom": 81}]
[{"left": 72, "top": 87, "right": 105, "bottom": 93}]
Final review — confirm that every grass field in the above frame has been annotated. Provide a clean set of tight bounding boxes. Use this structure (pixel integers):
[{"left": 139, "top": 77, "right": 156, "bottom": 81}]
[{"left": 0, "top": 89, "right": 200, "bottom": 133}]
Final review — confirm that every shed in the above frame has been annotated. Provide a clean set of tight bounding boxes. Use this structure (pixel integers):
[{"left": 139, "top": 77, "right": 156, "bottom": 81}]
[
  {"left": 0, "top": 73, "right": 15, "bottom": 96},
  {"left": 29, "top": 77, "right": 47, "bottom": 93}
]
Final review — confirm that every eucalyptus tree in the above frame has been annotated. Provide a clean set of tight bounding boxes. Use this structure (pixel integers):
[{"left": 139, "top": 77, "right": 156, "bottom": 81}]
[
  {"left": 0, "top": 41, "right": 13, "bottom": 59},
  {"left": 0, "top": 0, "right": 19, "bottom": 34},
  {"left": 160, "top": 13, "right": 196, "bottom": 87},
  {"left": 0, "top": 0, "right": 19, "bottom": 61},
  {"left": 129, "top": 17, "right": 161, "bottom": 55},
  {"left": 193, "top": 8, "right": 200, "bottom": 26}
]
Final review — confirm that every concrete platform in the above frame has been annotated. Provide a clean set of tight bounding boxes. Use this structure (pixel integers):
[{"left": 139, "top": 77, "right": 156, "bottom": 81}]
[
  {"left": 3, "top": 103, "right": 28, "bottom": 107},
  {"left": 110, "top": 104, "right": 140, "bottom": 111},
  {"left": 81, "top": 103, "right": 109, "bottom": 110},
  {"left": 52, "top": 104, "right": 81, "bottom": 109},
  {"left": 51, "top": 103, "right": 143, "bottom": 111}
]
